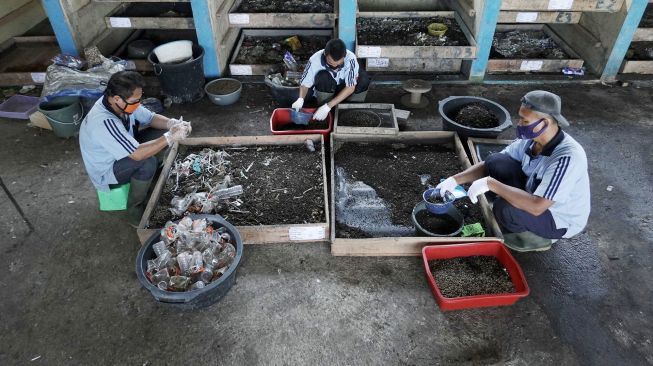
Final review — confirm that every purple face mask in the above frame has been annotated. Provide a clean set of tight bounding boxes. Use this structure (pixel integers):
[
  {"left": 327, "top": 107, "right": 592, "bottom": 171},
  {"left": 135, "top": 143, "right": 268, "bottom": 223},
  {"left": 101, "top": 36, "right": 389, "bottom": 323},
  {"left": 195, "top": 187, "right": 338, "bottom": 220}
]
[{"left": 516, "top": 118, "right": 548, "bottom": 139}]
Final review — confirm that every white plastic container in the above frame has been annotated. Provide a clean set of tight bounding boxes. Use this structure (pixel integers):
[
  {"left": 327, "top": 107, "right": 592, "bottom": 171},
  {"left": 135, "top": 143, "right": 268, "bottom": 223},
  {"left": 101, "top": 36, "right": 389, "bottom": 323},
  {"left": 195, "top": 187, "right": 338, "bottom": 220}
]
[{"left": 152, "top": 40, "right": 193, "bottom": 64}]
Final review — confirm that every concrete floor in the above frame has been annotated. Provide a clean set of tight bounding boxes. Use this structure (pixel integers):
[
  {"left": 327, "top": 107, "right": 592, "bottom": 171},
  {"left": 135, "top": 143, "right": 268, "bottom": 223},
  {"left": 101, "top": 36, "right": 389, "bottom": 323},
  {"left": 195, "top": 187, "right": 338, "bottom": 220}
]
[{"left": 0, "top": 83, "right": 651, "bottom": 365}]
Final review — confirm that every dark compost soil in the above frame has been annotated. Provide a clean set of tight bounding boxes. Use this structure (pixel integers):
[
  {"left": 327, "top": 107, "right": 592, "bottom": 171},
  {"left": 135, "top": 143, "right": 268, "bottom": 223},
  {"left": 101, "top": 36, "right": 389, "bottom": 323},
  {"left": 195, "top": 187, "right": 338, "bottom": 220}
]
[
  {"left": 475, "top": 142, "right": 511, "bottom": 162},
  {"left": 206, "top": 80, "right": 241, "bottom": 95},
  {"left": 627, "top": 42, "right": 653, "bottom": 60},
  {"left": 234, "top": 35, "right": 329, "bottom": 65},
  {"left": 429, "top": 256, "right": 515, "bottom": 298},
  {"left": 116, "top": 3, "right": 192, "bottom": 17},
  {"left": 357, "top": 17, "right": 469, "bottom": 46},
  {"left": 235, "top": 0, "right": 333, "bottom": 13},
  {"left": 415, "top": 210, "right": 461, "bottom": 235},
  {"left": 491, "top": 30, "right": 569, "bottom": 59},
  {"left": 454, "top": 103, "right": 500, "bottom": 129},
  {"left": 148, "top": 144, "right": 325, "bottom": 227},
  {"left": 640, "top": 3, "right": 653, "bottom": 28},
  {"left": 334, "top": 143, "right": 486, "bottom": 238},
  {"left": 338, "top": 110, "right": 388, "bottom": 128}
]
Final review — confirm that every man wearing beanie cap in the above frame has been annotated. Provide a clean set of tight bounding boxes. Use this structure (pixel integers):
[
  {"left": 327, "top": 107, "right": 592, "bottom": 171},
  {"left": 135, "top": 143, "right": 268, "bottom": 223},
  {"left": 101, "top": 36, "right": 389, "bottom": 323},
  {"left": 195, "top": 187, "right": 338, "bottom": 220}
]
[{"left": 437, "top": 90, "right": 590, "bottom": 251}]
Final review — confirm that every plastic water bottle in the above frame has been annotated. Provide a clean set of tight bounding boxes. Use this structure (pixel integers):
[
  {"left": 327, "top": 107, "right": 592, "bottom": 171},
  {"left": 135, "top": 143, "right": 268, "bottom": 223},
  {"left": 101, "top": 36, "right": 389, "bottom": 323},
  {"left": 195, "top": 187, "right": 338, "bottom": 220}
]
[
  {"left": 212, "top": 185, "right": 243, "bottom": 200},
  {"left": 177, "top": 252, "right": 192, "bottom": 276},
  {"left": 152, "top": 241, "right": 167, "bottom": 257},
  {"left": 190, "top": 281, "right": 205, "bottom": 290},
  {"left": 190, "top": 251, "right": 204, "bottom": 274},
  {"left": 169, "top": 276, "right": 191, "bottom": 291},
  {"left": 153, "top": 268, "right": 170, "bottom": 290},
  {"left": 200, "top": 264, "right": 214, "bottom": 283}
]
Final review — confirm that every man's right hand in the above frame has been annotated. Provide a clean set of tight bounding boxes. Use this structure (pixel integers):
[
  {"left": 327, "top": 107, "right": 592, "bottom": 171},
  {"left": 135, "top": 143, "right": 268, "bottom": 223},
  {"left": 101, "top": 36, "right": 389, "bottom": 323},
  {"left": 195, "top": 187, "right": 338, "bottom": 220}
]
[
  {"left": 164, "top": 122, "right": 191, "bottom": 146},
  {"left": 435, "top": 177, "right": 458, "bottom": 197},
  {"left": 292, "top": 98, "right": 304, "bottom": 111}
]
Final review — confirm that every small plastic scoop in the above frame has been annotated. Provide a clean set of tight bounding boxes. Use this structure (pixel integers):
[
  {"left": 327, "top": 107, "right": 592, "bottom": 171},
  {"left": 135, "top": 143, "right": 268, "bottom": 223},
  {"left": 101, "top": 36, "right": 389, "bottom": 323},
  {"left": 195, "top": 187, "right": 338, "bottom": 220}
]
[
  {"left": 291, "top": 109, "right": 313, "bottom": 125},
  {"left": 423, "top": 185, "right": 468, "bottom": 215}
]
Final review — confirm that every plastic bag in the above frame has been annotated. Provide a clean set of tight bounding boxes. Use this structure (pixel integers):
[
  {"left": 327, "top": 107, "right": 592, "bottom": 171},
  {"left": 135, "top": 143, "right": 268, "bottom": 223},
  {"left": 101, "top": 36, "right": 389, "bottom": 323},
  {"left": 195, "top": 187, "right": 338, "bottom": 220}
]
[{"left": 40, "top": 57, "right": 127, "bottom": 101}]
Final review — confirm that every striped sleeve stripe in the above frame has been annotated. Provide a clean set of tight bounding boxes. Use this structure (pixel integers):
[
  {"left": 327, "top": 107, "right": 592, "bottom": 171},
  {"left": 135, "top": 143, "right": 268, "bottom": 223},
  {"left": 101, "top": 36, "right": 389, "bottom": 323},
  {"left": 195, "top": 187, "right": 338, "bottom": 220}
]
[
  {"left": 107, "top": 119, "right": 137, "bottom": 152},
  {"left": 103, "top": 119, "right": 136, "bottom": 153},
  {"left": 348, "top": 59, "right": 355, "bottom": 86},
  {"left": 300, "top": 61, "right": 311, "bottom": 83},
  {"left": 544, "top": 156, "right": 570, "bottom": 199}
]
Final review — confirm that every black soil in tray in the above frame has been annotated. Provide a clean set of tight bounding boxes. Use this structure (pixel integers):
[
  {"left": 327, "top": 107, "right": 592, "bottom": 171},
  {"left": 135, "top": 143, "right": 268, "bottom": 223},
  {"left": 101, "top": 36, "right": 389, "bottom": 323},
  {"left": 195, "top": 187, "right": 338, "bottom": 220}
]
[
  {"left": 334, "top": 143, "right": 487, "bottom": 238},
  {"left": 338, "top": 109, "right": 392, "bottom": 128},
  {"left": 415, "top": 210, "right": 460, "bottom": 235},
  {"left": 234, "top": 35, "right": 329, "bottom": 65},
  {"left": 235, "top": 0, "right": 333, "bottom": 13},
  {"left": 149, "top": 144, "right": 325, "bottom": 227},
  {"left": 491, "top": 30, "right": 569, "bottom": 59},
  {"left": 357, "top": 17, "right": 469, "bottom": 46},
  {"left": 454, "top": 103, "right": 500, "bottom": 129},
  {"left": 429, "top": 256, "right": 515, "bottom": 298},
  {"left": 116, "top": 3, "right": 192, "bottom": 17},
  {"left": 627, "top": 42, "right": 653, "bottom": 60},
  {"left": 640, "top": 3, "right": 653, "bottom": 28},
  {"left": 206, "top": 80, "right": 241, "bottom": 95},
  {"left": 276, "top": 120, "right": 328, "bottom": 131}
]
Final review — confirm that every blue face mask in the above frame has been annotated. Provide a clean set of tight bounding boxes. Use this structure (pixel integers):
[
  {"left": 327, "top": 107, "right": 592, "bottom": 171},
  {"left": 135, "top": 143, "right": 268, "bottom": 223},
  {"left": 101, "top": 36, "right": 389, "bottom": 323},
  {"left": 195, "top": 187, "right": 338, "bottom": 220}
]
[{"left": 516, "top": 118, "right": 548, "bottom": 139}]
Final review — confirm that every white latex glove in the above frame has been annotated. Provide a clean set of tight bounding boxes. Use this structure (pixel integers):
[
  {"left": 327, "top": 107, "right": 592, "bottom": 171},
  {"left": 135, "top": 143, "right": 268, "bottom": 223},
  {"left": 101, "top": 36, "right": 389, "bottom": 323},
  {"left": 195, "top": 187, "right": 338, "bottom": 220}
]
[
  {"left": 291, "top": 98, "right": 304, "bottom": 112},
  {"left": 435, "top": 177, "right": 458, "bottom": 198},
  {"left": 166, "top": 117, "right": 182, "bottom": 129},
  {"left": 313, "top": 104, "right": 331, "bottom": 121},
  {"left": 164, "top": 123, "right": 190, "bottom": 146},
  {"left": 467, "top": 177, "right": 490, "bottom": 204}
]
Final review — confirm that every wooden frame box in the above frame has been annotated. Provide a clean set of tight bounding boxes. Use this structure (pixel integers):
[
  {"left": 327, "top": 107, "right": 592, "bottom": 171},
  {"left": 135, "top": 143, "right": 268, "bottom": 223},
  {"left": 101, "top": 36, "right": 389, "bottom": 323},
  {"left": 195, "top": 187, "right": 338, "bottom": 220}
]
[
  {"left": 330, "top": 132, "right": 503, "bottom": 257},
  {"left": 137, "top": 135, "right": 330, "bottom": 245},
  {"left": 620, "top": 59, "right": 653, "bottom": 74},
  {"left": 488, "top": 24, "right": 584, "bottom": 73},
  {"left": 334, "top": 103, "right": 399, "bottom": 135},
  {"left": 229, "top": 28, "right": 333, "bottom": 76},
  {"left": 632, "top": 3, "right": 653, "bottom": 41},
  {"left": 501, "top": 0, "right": 625, "bottom": 12},
  {"left": 365, "top": 57, "right": 462, "bottom": 73},
  {"left": 106, "top": 3, "right": 195, "bottom": 30},
  {"left": 498, "top": 11, "right": 582, "bottom": 24},
  {"left": 0, "top": 36, "right": 59, "bottom": 86},
  {"left": 466, "top": 137, "right": 514, "bottom": 165},
  {"left": 227, "top": 0, "right": 336, "bottom": 28},
  {"left": 356, "top": 11, "right": 477, "bottom": 60}
]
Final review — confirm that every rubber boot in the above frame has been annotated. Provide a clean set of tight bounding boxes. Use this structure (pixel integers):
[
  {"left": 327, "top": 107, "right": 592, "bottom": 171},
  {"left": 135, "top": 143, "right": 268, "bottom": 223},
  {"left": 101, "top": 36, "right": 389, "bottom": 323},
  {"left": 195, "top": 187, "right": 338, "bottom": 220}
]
[
  {"left": 126, "top": 177, "right": 153, "bottom": 228},
  {"left": 346, "top": 90, "right": 368, "bottom": 102},
  {"left": 316, "top": 91, "right": 334, "bottom": 105},
  {"left": 503, "top": 231, "right": 554, "bottom": 252}
]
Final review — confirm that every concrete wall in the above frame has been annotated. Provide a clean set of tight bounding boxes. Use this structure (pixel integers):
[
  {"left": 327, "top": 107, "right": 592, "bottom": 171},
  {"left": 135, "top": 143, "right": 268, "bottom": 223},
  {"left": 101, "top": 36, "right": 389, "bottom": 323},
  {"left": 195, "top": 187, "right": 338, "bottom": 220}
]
[
  {"left": 357, "top": 0, "right": 449, "bottom": 12},
  {"left": 0, "top": 0, "right": 47, "bottom": 44}
]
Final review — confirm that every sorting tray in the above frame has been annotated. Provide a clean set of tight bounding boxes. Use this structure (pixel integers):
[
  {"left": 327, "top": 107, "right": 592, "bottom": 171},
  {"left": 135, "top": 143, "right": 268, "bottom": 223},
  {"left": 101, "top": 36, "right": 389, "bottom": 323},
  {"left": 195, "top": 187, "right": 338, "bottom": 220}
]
[
  {"left": 0, "top": 95, "right": 40, "bottom": 120},
  {"left": 422, "top": 242, "right": 530, "bottom": 311}
]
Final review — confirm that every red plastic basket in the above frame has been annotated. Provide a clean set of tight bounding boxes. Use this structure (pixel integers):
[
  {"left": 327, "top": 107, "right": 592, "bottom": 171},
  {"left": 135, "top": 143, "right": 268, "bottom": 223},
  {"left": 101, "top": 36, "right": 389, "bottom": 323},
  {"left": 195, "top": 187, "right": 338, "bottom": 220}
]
[
  {"left": 421, "top": 242, "right": 530, "bottom": 311},
  {"left": 270, "top": 108, "right": 333, "bottom": 139}
]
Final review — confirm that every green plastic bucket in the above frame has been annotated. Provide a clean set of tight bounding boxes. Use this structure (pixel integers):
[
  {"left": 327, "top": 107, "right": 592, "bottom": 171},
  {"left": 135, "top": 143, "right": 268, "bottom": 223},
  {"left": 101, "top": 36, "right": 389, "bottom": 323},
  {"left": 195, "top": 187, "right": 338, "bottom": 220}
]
[
  {"left": 38, "top": 96, "right": 84, "bottom": 138},
  {"left": 97, "top": 183, "right": 130, "bottom": 211}
]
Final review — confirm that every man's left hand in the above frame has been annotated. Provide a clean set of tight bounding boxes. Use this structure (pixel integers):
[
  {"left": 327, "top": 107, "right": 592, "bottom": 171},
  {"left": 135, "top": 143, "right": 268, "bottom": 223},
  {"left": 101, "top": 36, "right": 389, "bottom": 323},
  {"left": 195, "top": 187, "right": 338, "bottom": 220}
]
[
  {"left": 313, "top": 104, "right": 331, "bottom": 121},
  {"left": 167, "top": 118, "right": 182, "bottom": 129},
  {"left": 468, "top": 177, "right": 490, "bottom": 204}
]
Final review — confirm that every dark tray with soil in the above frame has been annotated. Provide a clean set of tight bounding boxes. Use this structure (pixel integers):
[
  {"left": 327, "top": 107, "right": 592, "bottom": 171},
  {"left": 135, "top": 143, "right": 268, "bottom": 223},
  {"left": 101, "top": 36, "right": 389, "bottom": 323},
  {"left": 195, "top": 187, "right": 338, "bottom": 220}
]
[
  {"left": 330, "top": 132, "right": 503, "bottom": 257},
  {"left": 488, "top": 25, "right": 584, "bottom": 73},
  {"left": 334, "top": 103, "right": 398, "bottom": 135},
  {"left": 355, "top": 12, "right": 476, "bottom": 59},
  {"left": 106, "top": 3, "right": 194, "bottom": 29},
  {"left": 138, "top": 135, "right": 330, "bottom": 245},
  {"left": 626, "top": 41, "right": 653, "bottom": 60},
  {"left": 229, "top": 0, "right": 336, "bottom": 28},
  {"left": 429, "top": 256, "right": 515, "bottom": 297},
  {"left": 467, "top": 138, "right": 513, "bottom": 165},
  {"left": 229, "top": 29, "right": 332, "bottom": 76}
]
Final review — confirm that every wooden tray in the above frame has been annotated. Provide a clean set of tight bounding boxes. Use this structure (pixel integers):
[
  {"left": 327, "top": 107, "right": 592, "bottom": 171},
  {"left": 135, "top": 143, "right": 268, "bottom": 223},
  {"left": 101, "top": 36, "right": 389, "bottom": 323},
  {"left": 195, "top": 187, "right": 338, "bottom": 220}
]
[
  {"left": 501, "top": 0, "right": 624, "bottom": 12},
  {"left": 137, "top": 135, "right": 330, "bottom": 245},
  {"left": 0, "top": 36, "right": 59, "bottom": 86},
  {"left": 330, "top": 132, "right": 503, "bottom": 257},
  {"left": 227, "top": 0, "right": 336, "bottom": 28},
  {"left": 334, "top": 103, "right": 399, "bottom": 135}
]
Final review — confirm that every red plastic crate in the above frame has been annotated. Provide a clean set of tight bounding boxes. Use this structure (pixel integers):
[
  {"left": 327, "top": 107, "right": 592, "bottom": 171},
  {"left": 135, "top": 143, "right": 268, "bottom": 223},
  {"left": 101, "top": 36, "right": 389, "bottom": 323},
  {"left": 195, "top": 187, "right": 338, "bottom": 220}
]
[
  {"left": 270, "top": 108, "right": 333, "bottom": 139},
  {"left": 421, "top": 242, "right": 530, "bottom": 311}
]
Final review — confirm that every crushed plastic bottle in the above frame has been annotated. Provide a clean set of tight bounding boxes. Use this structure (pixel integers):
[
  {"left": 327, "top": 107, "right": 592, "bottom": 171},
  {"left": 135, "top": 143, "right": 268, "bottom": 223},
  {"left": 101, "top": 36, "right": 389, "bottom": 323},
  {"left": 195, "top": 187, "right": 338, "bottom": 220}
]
[
  {"left": 177, "top": 252, "right": 192, "bottom": 276},
  {"left": 305, "top": 139, "right": 315, "bottom": 152},
  {"left": 190, "top": 251, "right": 204, "bottom": 274},
  {"left": 169, "top": 276, "right": 191, "bottom": 291},
  {"left": 153, "top": 268, "right": 170, "bottom": 290},
  {"left": 190, "top": 281, "right": 205, "bottom": 290}
]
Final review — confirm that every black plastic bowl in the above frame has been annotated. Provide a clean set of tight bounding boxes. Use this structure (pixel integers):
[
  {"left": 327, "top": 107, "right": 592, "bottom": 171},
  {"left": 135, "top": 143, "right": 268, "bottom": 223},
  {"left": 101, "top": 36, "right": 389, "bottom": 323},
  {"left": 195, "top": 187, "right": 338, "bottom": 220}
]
[
  {"left": 438, "top": 96, "right": 512, "bottom": 138},
  {"left": 135, "top": 214, "right": 243, "bottom": 309}
]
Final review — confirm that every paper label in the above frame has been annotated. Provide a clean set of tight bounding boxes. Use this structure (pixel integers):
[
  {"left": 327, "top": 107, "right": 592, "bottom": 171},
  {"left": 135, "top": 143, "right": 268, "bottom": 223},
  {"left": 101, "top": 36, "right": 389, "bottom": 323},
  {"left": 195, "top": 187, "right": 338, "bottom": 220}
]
[
  {"left": 367, "top": 58, "right": 389, "bottom": 68},
  {"left": 516, "top": 12, "right": 538, "bottom": 22},
  {"left": 109, "top": 17, "right": 132, "bottom": 28},
  {"left": 230, "top": 65, "right": 253, "bottom": 75},
  {"left": 520, "top": 60, "right": 544, "bottom": 71},
  {"left": 30, "top": 73, "right": 46, "bottom": 83},
  {"left": 357, "top": 46, "right": 381, "bottom": 58},
  {"left": 394, "top": 109, "right": 411, "bottom": 120},
  {"left": 548, "top": 0, "right": 574, "bottom": 10},
  {"left": 288, "top": 226, "right": 326, "bottom": 241},
  {"left": 229, "top": 14, "right": 250, "bottom": 24}
]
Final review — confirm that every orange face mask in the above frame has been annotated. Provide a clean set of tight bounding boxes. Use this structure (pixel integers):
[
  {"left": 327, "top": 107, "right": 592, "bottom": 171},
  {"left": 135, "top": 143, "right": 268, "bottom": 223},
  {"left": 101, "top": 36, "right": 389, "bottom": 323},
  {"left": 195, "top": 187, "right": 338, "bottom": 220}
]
[{"left": 120, "top": 96, "right": 141, "bottom": 114}]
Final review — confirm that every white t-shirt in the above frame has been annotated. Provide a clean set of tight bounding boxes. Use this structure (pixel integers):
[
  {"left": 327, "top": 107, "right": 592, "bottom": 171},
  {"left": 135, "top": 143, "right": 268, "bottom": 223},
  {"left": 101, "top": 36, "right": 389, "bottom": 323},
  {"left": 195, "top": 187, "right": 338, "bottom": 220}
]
[{"left": 300, "top": 49, "right": 360, "bottom": 88}]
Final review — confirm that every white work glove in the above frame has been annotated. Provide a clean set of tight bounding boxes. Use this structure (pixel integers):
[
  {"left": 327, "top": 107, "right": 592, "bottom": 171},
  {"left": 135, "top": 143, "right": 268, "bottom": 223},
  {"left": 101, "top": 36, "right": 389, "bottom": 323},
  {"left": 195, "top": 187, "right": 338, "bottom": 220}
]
[
  {"left": 467, "top": 177, "right": 490, "bottom": 204},
  {"left": 434, "top": 177, "right": 458, "bottom": 198},
  {"left": 164, "top": 122, "right": 191, "bottom": 146},
  {"left": 291, "top": 98, "right": 304, "bottom": 112},
  {"left": 313, "top": 104, "right": 331, "bottom": 121},
  {"left": 166, "top": 117, "right": 182, "bottom": 129}
]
